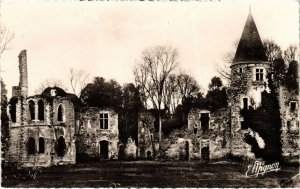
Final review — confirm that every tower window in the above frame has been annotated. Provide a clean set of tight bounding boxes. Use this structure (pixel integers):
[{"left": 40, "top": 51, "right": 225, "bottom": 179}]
[
  {"left": 239, "top": 67, "right": 243, "bottom": 74},
  {"left": 290, "top": 102, "right": 297, "bottom": 112},
  {"left": 243, "top": 98, "right": 248, "bottom": 110},
  {"left": 100, "top": 113, "right": 108, "bottom": 129},
  {"left": 287, "top": 121, "right": 291, "bottom": 130},
  {"left": 10, "top": 101, "right": 17, "bottom": 123},
  {"left": 255, "top": 68, "right": 264, "bottom": 81}
]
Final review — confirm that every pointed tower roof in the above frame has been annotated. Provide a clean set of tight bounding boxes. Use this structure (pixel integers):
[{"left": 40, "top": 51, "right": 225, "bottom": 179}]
[{"left": 233, "top": 10, "right": 268, "bottom": 63}]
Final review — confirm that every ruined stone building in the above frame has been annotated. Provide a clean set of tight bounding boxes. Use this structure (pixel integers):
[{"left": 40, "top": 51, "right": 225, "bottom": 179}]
[
  {"left": 138, "top": 10, "right": 299, "bottom": 162},
  {"left": 5, "top": 50, "right": 77, "bottom": 167},
  {"left": 76, "top": 107, "right": 119, "bottom": 160},
  {"left": 5, "top": 50, "right": 119, "bottom": 167},
  {"left": 4, "top": 10, "right": 298, "bottom": 166}
]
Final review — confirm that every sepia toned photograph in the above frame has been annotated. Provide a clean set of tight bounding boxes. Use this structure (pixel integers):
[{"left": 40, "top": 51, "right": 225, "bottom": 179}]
[{"left": 0, "top": 0, "right": 299, "bottom": 188}]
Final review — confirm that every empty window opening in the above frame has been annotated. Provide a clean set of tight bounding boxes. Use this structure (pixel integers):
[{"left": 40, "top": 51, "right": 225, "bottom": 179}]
[
  {"left": 56, "top": 136, "right": 66, "bottom": 157},
  {"left": 100, "top": 113, "right": 108, "bottom": 129},
  {"left": 27, "top": 137, "right": 36, "bottom": 155},
  {"left": 243, "top": 98, "right": 248, "bottom": 110},
  {"left": 10, "top": 101, "right": 17, "bottom": 123},
  {"left": 290, "top": 102, "right": 297, "bottom": 112},
  {"left": 39, "top": 137, "right": 45, "bottom": 154},
  {"left": 100, "top": 140, "right": 109, "bottom": 159},
  {"left": 38, "top": 100, "right": 44, "bottom": 121},
  {"left": 29, "top": 100, "right": 35, "bottom": 120},
  {"left": 194, "top": 128, "right": 198, "bottom": 134},
  {"left": 255, "top": 68, "right": 264, "bottom": 81},
  {"left": 200, "top": 113, "right": 209, "bottom": 134},
  {"left": 57, "top": 105, "right": 64, "bottom": 121}
]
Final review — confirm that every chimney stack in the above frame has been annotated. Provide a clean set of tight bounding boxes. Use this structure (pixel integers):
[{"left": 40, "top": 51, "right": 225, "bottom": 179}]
[{"left": 12, "top": 50, "right": 28, "bottom": 97}]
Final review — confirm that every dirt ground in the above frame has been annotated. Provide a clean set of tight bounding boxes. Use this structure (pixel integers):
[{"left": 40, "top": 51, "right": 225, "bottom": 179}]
[{"left": 1, "top": 160, "right": 299, "bottom": 188}]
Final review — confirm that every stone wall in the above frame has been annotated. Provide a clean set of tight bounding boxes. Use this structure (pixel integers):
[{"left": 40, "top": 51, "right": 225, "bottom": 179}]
[
  {"left": 6, "top": 93, "right": 76, "bottom": 167},
  {"left": 230, "top": 62, "right": 270, "bottom": 158},
  {"left": 279, "top": 87, "right": 299, "bottom": 161},
  {"left": 162, "top": 108, "right": 230, "bottom": 160},
  {"left": 76, "top": 108, "right": 119, "bottom": 160}
]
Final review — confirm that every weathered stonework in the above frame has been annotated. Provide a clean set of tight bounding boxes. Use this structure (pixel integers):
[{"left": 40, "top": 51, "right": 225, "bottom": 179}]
[
  {"left": 158, "top": 108, "right": 230, "bottom": 161},
  {"left": 76, "top": 108, "right": 119, "bottom": 160},
  {"left": 278, "top": 87, "right": 299, "bottom": 161},
  {"left": 230, "top": 62, "right": 270, "bottom": 157},
  {"left": 6, "top": 89, "right": 76, "bottom": 167}
]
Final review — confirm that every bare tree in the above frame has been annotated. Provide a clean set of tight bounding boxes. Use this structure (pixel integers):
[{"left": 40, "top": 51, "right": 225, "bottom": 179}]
[
  {"left": 263, "top": 39, "right": 282, "bottom": 63},
  {"left": 133, "top": 46, "right": 179, "bottom": 147},
  {"left": 0, "top": 25, "right": 14, "bottom": 127},
  {"left": 176, "top": 73, "right": 200, "bottom": 100},
  {"left": 163, "top": 74, "right": 179, "bottom": 114},
  {"left": 284, "top": 45, "right": 298, "bottom": 63},
  {"left": 163, "top": 72, "right": 201, "bottom": 115},
  {"left": 216, "top": 40, "right": 239, "bottom": 81},
  {"left": 34, "top": 78, "right": 68, "bottom": 94},
  {"left": 69, "top": 68, "right": 90, "bottom": 97},
  {"left": 0, "top": 25, "right": 14, "bottom": 55}
]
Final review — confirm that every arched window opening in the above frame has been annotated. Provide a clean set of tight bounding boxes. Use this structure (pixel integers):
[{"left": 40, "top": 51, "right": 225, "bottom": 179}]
[
  {"left": 56, "top": 136, "right": 66, "bottom": 157},
  {"left": 27, "top": 137, "right": 36, "bottom": 155},
  {"left": 39, "top": 137, "right": 45, "bottom": 154},
  {"left": 57, "top": 105, "right": 64, "bottom": 122},
  {"left": 29, "top": 100, "right": 35, "bottom": 120},
  {"left": 10, "top": 101, "right": 17, "bottom": 123},
  {"left": 38, "top": 100, "right": 44, "bottom": 121}
]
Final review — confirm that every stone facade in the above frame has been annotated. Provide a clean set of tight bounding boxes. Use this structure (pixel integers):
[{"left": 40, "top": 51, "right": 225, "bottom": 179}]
[
  {"left": 6, "top": 88, "right": 76, "bottom": 167},
  {"left": 76, "top": 108, "right": 119, "bottom": 160}
]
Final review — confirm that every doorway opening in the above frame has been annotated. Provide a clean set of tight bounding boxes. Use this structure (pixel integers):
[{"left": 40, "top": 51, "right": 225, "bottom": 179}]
[
  {"left": 201, "top": 146, "right": 209, "bottom": 161},
  {"left": 100, "top": 140, "right": 109, "bottom": 160}
]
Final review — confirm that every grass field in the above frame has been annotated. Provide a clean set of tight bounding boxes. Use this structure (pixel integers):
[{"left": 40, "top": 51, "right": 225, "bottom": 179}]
[{"left": 1, "top": 160, "right": 299, "bottom": 188}]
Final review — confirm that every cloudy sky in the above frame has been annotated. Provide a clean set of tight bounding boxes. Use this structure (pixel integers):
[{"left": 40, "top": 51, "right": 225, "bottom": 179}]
[{"left": 0, "top": 0, "right": 298, "bottom": 98}]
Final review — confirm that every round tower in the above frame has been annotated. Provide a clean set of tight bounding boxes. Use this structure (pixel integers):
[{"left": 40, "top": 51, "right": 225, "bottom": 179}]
[{"left": 230, "top": 11, "right": 270, "bottom": 157}]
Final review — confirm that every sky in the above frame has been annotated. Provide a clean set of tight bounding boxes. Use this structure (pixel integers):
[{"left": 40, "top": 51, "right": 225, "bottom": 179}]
[{"left": 0, "top": 0, "right": 298, "bottom": 98}]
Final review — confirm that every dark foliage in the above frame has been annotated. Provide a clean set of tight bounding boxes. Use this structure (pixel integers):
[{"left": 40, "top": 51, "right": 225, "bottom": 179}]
[
  {"left": 241, "top": 90, "right": 282, "bottom": 163},
  {"left": 119, "top": 83, "right": 144, "bottom": 144},
  {"left": 1, "top": 80, "right": 9, "bottom": 143},
  {"left": 80, "top": 77, "right": 122, "bottom": 111},
  {"left": 283, "top": 60, "right": 299, "bottom": 92}
]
